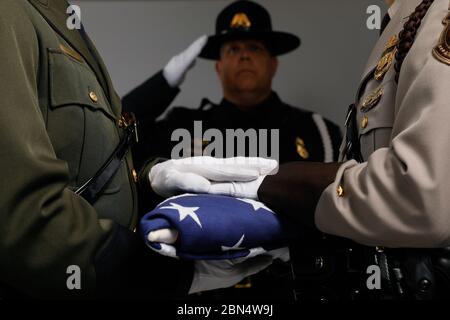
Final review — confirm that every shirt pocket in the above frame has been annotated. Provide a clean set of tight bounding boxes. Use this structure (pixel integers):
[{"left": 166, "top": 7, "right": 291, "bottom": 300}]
[
  {"left": 357, "top": 78, "right": 396, "bottom": 161},
  {"left": 46, "top": 47, "right": 120, "bottom": 192}
]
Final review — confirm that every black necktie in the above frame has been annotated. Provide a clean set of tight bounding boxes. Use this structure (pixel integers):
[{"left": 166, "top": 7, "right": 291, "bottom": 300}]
[{"left": 380, "top": 12, "right": 391, "bottom": 36}]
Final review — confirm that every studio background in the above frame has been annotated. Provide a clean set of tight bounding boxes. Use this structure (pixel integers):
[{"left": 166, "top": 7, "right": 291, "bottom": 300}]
[{"left": 72, "top": 0, "right": 386, "bottom": 127}]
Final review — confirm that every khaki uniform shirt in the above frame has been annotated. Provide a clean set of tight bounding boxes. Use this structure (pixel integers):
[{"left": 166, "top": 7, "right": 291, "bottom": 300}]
[{"left": 315, "top": 0, "right": 450, "bottom": 248}]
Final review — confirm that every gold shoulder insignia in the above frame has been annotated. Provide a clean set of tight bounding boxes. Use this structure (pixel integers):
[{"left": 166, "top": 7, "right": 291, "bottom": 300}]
[{"left": 432, "top": 12, "right": 450, "bottom": 65}]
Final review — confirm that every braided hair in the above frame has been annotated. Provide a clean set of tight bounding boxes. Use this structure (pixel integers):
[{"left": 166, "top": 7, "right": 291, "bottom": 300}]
[{"left": 394, "top": 0, "right": 435, "bottom": 83}]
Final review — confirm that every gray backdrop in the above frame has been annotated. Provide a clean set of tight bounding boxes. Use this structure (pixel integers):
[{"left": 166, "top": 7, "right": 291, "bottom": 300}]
[{"left": 72, "top": 0, "right": 386, "bottom": 126}]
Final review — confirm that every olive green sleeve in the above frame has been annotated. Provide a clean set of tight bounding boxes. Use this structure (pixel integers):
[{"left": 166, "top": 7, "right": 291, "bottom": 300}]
[
  {"left": 138, "top": 158, "right": 167, "bottom": 193},
  {"left": 0, "top": 5, "right": 111, "bottom": 298}
]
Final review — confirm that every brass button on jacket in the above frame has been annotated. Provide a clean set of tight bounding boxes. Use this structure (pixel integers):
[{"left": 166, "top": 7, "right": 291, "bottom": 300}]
[
  {"left": 361, "top": 115, "right": 369, "bottom": 129},
  {"left": 89, "top": 91, "right": 98, "bottom": 103},
  {"left": 337, "top": 185, "right": 344, "bottom": 197},
  {"left": 132, "top": 169, "right": 138, "bottom": 183}
]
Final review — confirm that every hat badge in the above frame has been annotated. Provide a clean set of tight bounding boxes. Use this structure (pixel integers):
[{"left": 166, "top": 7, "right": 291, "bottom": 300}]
[{"left": 230, "top": 13, "right": 252, "bottom": 29}]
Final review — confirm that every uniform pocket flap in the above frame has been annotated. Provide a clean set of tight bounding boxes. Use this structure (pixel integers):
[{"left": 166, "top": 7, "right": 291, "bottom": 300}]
[{"left": 48, "top": 48, "right": 115, "bottom": 119}]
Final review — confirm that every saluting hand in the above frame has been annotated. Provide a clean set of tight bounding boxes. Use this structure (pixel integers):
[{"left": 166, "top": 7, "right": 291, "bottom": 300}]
[{"left": 163, "top": 35, "right": 208, "bottom": 88}]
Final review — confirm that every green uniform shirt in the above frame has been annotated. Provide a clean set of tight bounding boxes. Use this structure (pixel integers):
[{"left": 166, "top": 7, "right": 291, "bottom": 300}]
[{"left": 0, "top": 0, "right": 140, "bottom": 298}]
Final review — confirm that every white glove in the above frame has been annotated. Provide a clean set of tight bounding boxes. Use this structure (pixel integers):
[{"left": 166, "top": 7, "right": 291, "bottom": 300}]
[
  {"left": 207, "top": 176, "right": 266, "bottom": 200},
  {"left": 189, "top": 247, "right": 290, "bottom": 294},
  {"left": 149, "top": 157, "right": 278, "bottom": 199},
  {"left": 148, "top": 228, "right": 178, "bottom": 244},
  {"left": 162, "top": 35, "right": 208, "bottom": 88}
]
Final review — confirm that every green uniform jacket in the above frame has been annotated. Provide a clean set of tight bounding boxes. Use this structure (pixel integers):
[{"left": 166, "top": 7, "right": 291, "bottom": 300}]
[{"left": 0, "top": 0, "right": 174, "bottom": 298}]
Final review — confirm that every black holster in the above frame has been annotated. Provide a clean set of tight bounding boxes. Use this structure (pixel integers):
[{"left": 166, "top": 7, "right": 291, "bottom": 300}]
[
  {"left": 289, "top": 232, "right": 379, "bottom": 301},
  {"left": 289, "top": 226, "right": 450, "bottom": 301},
  {"left": 382, "top": 248, "right": 450, "bottom": 300}
]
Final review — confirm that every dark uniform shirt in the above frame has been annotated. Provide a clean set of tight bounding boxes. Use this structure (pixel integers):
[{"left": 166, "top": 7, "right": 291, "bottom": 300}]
[
  {"left": 123, "top": 71, "right": 342, "bottom": 171},
  {"left": 123, "top": 70, "right": 342, "bottom": 300}
]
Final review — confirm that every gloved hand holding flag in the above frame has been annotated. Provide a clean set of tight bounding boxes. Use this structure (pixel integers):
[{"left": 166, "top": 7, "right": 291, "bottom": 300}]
[
  {"left": 143, "top": 157, "right": 288, "bottom": 293},
  {"left": 149, "top": 156, "right": 278, "bottom": 199}
]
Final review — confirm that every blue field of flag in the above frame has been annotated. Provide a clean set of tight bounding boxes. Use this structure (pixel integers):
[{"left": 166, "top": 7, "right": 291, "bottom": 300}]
[{"left": 140, "top": 194, "right": 290, "bottom": 260}]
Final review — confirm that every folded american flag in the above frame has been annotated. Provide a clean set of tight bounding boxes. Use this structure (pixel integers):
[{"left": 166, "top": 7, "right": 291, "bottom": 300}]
[{"left": 139, "top": 194, "right": 290, "bottom": 260}]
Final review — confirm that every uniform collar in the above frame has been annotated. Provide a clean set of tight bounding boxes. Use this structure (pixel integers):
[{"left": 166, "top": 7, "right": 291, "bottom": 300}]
[
  {"left": 219, "top": 91, "right": 282, "bottom": 115},
  {"left": 388, "top": 0, "right": 402, "bottom": 19},
  {"left": 360, "top": 0, "right": 422, "bottom": 82}
]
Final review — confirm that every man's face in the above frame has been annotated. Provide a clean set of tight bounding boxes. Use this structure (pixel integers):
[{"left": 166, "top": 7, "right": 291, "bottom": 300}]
[{"left": 215, "top": 39, "right": 278, "bottom": 99}]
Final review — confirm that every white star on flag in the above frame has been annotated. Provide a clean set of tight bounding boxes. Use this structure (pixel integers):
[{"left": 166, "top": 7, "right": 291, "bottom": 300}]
[
  {"left": 221, "top": 234, "right": 246, "bottom": 251},
  {"left": 237, "top": 198, "right": 273, "bottom": 213},
  {"left": 247, "top": 247, "right": 267, "bottom": 258},
  {"left": 160, "top": 202, "right": 202, "bottom": 228},
  {"left": 159, "top": 194, "right": 195, "bottom": 206}
]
